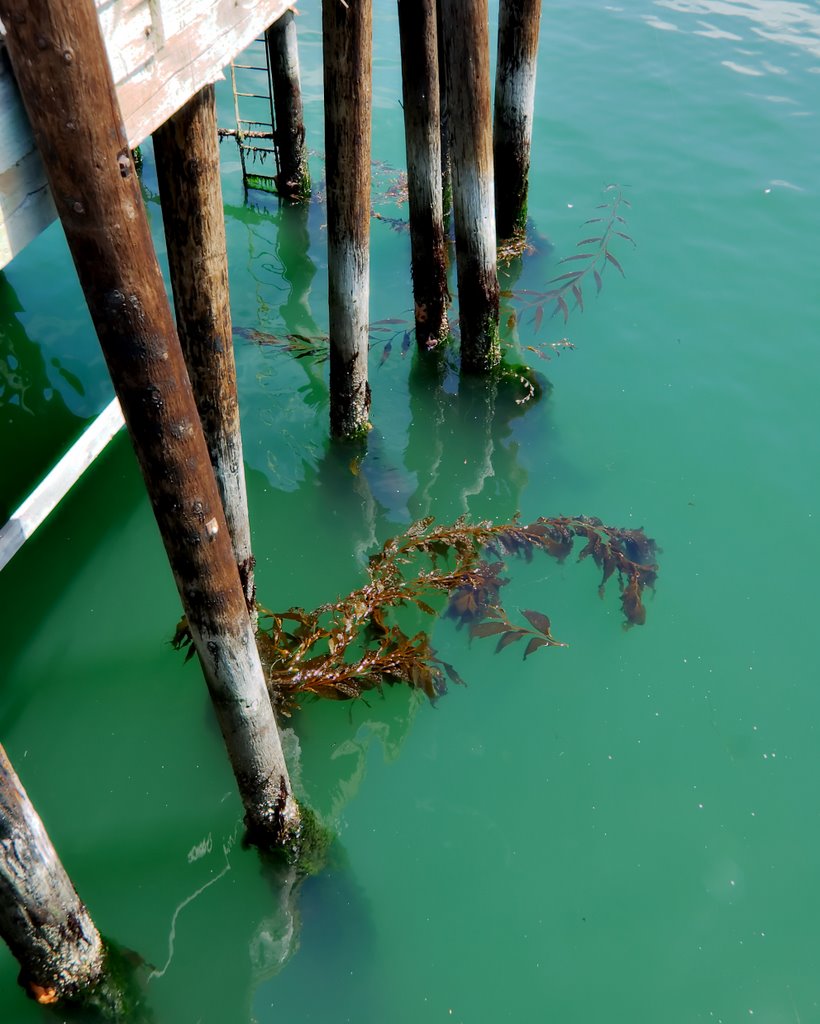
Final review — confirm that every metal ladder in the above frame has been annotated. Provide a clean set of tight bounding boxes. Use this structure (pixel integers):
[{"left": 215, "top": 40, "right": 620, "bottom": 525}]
[{"left": 221, "top": 36, "right": 279, "bottom": 193}]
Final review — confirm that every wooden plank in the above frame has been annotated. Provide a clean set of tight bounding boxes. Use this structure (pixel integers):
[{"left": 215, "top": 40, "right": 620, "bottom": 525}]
[
  {"left": 96, "top": 0, "right": 154, "bottom": 83},
  {"left": 0, "top": 0, "right": 290, "bottom": 270},
  {"left": 119, "top": 0, "right": 289, "bottom": 147},
  {"left": 0, "top": 398, "right": 124, "bottom": 573}
]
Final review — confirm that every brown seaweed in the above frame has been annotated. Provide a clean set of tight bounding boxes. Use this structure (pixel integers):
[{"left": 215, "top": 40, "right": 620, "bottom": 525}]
[
  {"left": 173, "top": 514, "right": 659, "bottom": 712},
  {"left": 504, "top": 185, "right": 635, "bottom": 341}
]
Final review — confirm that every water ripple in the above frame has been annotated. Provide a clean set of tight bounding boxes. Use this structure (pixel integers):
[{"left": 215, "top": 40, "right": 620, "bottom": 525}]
[{"left": 655, "top": 0, "right": 820, "bottom": 60}]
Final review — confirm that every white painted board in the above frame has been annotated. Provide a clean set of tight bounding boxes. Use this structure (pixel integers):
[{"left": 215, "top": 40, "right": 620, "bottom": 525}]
[{"left": 0, "top": 397, "right": 125, "bottom": 572}]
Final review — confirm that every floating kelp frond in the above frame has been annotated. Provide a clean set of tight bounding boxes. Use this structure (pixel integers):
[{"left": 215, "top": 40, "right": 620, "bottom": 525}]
[
  {"left": 504, "top": 185, "right": 634, "bottom": 339},
  {"left": 173, "top": 515, "right": 659, "bottom": 710}
]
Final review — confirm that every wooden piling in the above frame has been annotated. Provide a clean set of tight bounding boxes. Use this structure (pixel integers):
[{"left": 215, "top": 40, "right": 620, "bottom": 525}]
[
  {"left": 494, "top": 0, "right": 542, "bottom": 243},
  {"left": 397, "top": 0, "right": 449, "bottom": 352},
  {"left": 439, "top": 0, "right": 501, "bottom": 373},
  {"left": 1, "top": 0, "right": 300, "bottom": 849},
  {"left": 0, "top": 743, "right": 104, "bottom": 1002},
  {"left": 322, "top": 0, "right": 372, "bottom": 439},
  {"left": 153, "top": 85, "right": 256, "bottom": 615},
  {"left": 266, "top": 10, "right": 311, "bottom": 202}
]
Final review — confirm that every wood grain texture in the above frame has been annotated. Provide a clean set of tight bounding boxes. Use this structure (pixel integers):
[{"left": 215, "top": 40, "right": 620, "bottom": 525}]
[
  {"left": 323, "top": 0, "right": 372, "bottom": 439},
  {"left": 153, "top": 84, "right": 256, "bottom": 613},
  {"left": 439, "top": 0, "right": 500, "bottom": 373},
  {"left": 398, "top": 0, "right": 449, "bottom": 352},
  {"left": 494, "top": 0, "right": 542, "bottom": 241},
  {"left": 0, "top": 743, "right": 104, "bottom": 1000},
  {"left": 266, "top": 10, "right": 310, "bottom": 200}
]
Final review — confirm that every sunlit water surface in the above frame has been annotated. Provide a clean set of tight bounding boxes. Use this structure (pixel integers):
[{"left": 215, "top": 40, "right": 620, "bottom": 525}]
[{"left": 2, "top": 1, "right": 820, "bottom": 1021}]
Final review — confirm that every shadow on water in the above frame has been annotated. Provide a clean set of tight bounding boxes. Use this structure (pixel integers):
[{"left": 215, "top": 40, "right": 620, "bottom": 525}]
[
  {"left": 250, "top": 843, "right": 384, "bottom": 1023},
  {"left": 0, "top": 437, "right": 145, "bottom": 735},
  {"left": 39, "top": 944, "right": 157, "bottom": 1024},
  {"left": 229, "top": 197, "right": 333, "bottom": 494},
  {"left": 401, "top": 356, "right": 546, "bottom": 524},
  {"left": 0, "top": 272, "right": 87, "bottom": 521},
  {"left": 225, "top": 194, "right": 326, "bottom": 335},
  {"left": 32, "top": 827, "right": 376, "bottom": 1024}
]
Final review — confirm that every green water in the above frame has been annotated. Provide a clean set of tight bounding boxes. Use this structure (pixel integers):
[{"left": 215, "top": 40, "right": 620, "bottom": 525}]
[{"left": 2, "top": 1, "right": 820, "bottom": 1020}]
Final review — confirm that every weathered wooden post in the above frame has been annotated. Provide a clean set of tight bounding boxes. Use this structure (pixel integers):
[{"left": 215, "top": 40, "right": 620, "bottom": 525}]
[
  {"left": 322, "top": 0, "right": 372, "bottom": 439},
  {"left": 1, "top": 0, "right": 300, "bottom": 850},
  {"left": 153, "top": 85, "right": 256, "bottom": 615},
  {"left": 397, "top": 0, "right": 449, "bottom": 352},
  {"left": 266, "top": 9, "right": 311, "bottom": 201},
  {"left": 494, "top": 0, "right": 542, "bottom": 243},
  {"left": 0, "top": 743, "right": 104, "bottom": 1003},
  {"left": 439, "top": 0, "right": 501, "bottom": 373}
]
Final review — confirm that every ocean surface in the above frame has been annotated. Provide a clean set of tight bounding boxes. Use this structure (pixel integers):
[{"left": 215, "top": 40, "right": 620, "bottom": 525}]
[{"left": 2, "top": 1, "right": 820, "bottom": 1021}]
